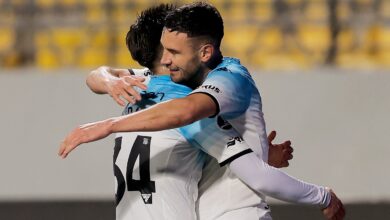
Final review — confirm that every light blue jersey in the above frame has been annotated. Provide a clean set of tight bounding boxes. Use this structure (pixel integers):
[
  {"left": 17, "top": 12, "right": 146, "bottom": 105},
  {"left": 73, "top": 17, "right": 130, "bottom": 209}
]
[
  {"left": 191, "top": 57, "right": 271, "bottom": 220},
  {"left": 117, "top": 58, "right": 330, "bottom": 220},
  {"left": 123, "top": 74, "right": 253, "bottom": 164},
  {"left": 190, "top": 58, "right": 328, "bottom": 220},
  {"left": 115, "top": 72, "right": 252, "bottom": 220}
]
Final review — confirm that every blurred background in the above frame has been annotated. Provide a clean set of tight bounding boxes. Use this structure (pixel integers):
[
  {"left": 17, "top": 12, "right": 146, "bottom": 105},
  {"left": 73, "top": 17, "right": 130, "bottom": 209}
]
[
  {"left": 1, "top": 0, "right": 389, "bottom": 70},
  {"left": 0, "top": 0, "right": 389, "bottom": 219}
]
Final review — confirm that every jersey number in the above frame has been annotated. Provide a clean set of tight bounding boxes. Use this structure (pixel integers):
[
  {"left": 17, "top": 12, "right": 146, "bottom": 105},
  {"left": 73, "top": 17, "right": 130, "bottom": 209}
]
[{"left": 114, "top": 136, "right": 156, "bottom": 205}]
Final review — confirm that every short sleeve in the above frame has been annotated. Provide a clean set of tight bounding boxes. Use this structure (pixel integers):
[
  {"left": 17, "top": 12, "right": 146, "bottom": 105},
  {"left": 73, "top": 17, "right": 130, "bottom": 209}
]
[
  {"left": 190, "top": 67, "right": 253, "bottom": 119},
  {"left": 179, "top": 116, "right": 252, "bottom": 166}
]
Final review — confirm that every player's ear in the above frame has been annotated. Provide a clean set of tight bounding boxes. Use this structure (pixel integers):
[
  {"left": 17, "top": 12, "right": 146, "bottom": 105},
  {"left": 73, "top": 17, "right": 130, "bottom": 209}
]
[{"left": 199, "top": 44, "right": 214, "bottom": 62}]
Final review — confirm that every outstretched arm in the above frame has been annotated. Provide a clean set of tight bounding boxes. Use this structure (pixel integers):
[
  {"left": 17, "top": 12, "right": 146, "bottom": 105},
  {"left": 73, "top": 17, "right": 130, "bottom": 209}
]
[
  {"left": 58, "top": 93, "right": 217, "bottom": 158},
  {"left": 86, "top": 66, "right": 147, "bottom": 106}
]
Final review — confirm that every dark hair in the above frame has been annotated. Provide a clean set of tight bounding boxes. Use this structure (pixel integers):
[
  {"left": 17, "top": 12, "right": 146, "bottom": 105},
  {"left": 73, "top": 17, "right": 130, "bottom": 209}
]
[
  {"left": 164, "top": 2, "right": 224, "bottom": 48},
  {"left": 126, "top": 4, "right": 176, "bottom": 69}
]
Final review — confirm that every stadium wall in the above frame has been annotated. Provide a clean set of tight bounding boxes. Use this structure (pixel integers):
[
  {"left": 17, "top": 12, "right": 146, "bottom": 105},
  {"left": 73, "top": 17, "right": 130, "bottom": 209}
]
[{"left": 0, "top": 69, "right": 389, "bottom": 219}]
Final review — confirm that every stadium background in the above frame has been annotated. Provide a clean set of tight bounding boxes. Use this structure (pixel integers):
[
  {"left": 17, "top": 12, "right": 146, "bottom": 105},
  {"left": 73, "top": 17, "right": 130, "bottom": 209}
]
[{"left": 0, "top": 0, "right": 389, "bottom": 219}]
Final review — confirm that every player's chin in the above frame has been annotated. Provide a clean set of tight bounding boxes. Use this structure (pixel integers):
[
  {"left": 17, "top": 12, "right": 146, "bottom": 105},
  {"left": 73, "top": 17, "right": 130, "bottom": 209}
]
[{"left": 170, "top": 72, "right": 183, "bottom": 83}]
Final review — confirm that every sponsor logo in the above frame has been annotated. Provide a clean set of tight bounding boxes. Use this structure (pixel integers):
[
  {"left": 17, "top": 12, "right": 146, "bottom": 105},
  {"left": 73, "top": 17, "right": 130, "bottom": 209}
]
[
  {"left": 227, "top": 136, "right": 244, "bottom": 147},
  {"left": 217, "top": 116, "right": 232, "bottom": 130},
  {"left": 200, "top": 84, "right": 220, "bottom": 93}
]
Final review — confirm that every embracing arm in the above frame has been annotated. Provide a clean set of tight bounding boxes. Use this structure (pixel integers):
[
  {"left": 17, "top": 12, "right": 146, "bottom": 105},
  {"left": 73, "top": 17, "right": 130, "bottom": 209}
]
[
  {"left": 229, "top": 153, "right": 345, "bottom": 219},
  {"left": 230, "top": 152, "right": 330, "bottom": 206},
  {"left": 111, "top": 93, "right": 216, "bottom": 132},
  {"left": 58, "top": 93, "right": 217, "bottom": 158},
  {"left": 86, "top": 66, "right": 130, "bottom": 94},
  {"left": 86, "top": 66, "right": 147, "bottom": 105}
]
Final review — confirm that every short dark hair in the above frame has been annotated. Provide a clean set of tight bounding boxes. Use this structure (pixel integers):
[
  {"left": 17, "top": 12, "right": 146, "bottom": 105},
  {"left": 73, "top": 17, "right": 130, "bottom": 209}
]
[
  {"left": 126, "top": 4, "right": 176, "bottom": 69},
  {"left": 164, "top": 2, "right": 224, "bottom": 48}
]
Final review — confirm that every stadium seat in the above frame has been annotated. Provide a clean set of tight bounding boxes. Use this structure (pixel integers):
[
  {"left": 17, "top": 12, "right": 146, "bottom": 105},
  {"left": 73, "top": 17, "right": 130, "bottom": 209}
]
[
  {"left": 0, "top": 28, "right": 15, "bottom": 52},
  {"left": 111, "top": 4, "right": 143, "bottom": 25},
  {"left": 85, "top": 5, "right": 106, "bottom": 23},
  {"left": 84, "top": 0, "right": 105, "bottom": 6},
  {"left": 2, "top": 0, "right": 388, "bottom": 70},
  {"left": 255, "top": 27, "right": 283, "bottom": 52},
  {"left": 115, "top": 28, "right": 129, "bottom": 47},
  {"left": 250, "top": 1, "right": 272, "bottom": 23},
  {"left": 36, "top": 47, "right": 60, "bottom": 68},
  {"left": 298, "top": 24, "right": 330, "bottom": 53},
  {"left": 51, "top": 28, "right": 87, "bottom": 49},
  {"left": 78, "top": 48, "right": 109, "bottom": 68},
  {"left": 218, "top": 0, "right": 248, "bottom": 24},
  {"left": 223, "top": 25, "right": 258, "bottom": 52},
  {"left": 59, "top": 0, "right": 78, "bottom": 8},
  {"left": 377, "top": 50, "right": 390, "bottom": 68},
  {"left": 89, "top": 29, "right": 110, "bottom": 48},
  {"left": 338, "top": 28, "right": 355, "bottom": 53},
  {"left": 35, "top": 29, "right": 51, "bottom": 48},
  {"left": 337, "top": 51, "right": 379, "bottom": 69},
  {"left": 375, "top": 26, "right": 390, "bottom": 67},
  {"left": 116, "top": 47, "right": 142, "bottom": 68},
  {"left": 303, "top": 1, "right": 328, "bottom": 21},
  {"left": 377, "top": 26, "right": 390, "bottom": 49},
  {"left": 36, "top": 0, "right": 57, "bottom": 10},
  {"left": 35, "top": 28, "right": 88, "bottom": 67},
  {"left": 252, "top": 50, "right": 310, "bottom": 70}
]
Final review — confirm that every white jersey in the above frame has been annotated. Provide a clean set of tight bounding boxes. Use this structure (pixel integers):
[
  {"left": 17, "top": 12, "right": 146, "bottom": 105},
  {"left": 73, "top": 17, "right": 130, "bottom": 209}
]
[
  {"left": 114, "top": 130, "right": 203, "bottom": 220},
  {"left": 192, "top": 57, "right": 272, "bottom": 220},
  {"left": 114, "top": 72, "right": 252, "bottom": 220},
  {"left": 126, "top": 64, "right": 330, "bottom": 220}
]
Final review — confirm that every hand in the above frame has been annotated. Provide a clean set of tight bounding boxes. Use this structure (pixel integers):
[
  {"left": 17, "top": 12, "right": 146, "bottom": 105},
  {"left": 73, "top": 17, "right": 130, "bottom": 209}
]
[
  {"left": 267, "top": 130, "right": 294, "bottom": 168},
  {"left": 106, "top": 73, "right": 147, "bottom": 106},
  {"left": 322, "top": 188, "right": 346, "bottom": 220},
  {"left": 58, "top": 119, "right": 113, "bottom": 159}
]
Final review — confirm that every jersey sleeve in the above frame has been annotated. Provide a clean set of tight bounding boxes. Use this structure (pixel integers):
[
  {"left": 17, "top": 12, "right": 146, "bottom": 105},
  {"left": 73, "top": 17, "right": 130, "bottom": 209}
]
[
  {"left": 229, "top": 152, "right": 331, "bottom": 208},
  {"left": 190, "top": 67, "right": 253, "bottom": 119},
  {"left": 179, "top": 116, "right": 252, "bottom": 166}
]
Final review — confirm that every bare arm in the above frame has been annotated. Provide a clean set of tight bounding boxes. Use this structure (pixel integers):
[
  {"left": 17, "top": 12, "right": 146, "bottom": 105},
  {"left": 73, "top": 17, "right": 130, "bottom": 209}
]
[
  {"left": 86, "top": 66, "right": 130, "bottom": 94},
  {"left": 86, "top": 66, "right": 147, "bottom": 106},
  {"left": 58, "top": 93, "right": 217, "bottom": 158},
  {"left": 111, "top": 93, "right": 216, "bottom": 131}
]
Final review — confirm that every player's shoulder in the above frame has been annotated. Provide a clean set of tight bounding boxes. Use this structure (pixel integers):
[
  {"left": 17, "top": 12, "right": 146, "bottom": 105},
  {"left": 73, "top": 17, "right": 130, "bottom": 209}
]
[
  {"left": 147, "top": 75, "right": 192, "bottom": 100},
  {"left": 129, "top": 68, "right": 153, "bottom": 77},
  {"left": 206, "top": 57, "right": 252, "bottom": 82},
  {"left": 202, "top": 57, "right": 253, "bottom": 90},
  {"left": 128, "top": 68, "right": 153, "bottom": 86}
]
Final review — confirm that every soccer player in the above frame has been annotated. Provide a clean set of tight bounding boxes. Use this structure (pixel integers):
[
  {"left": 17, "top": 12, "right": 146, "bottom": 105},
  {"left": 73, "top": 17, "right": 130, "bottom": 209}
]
[
  {"left": 59, "top": 2, "right": 345, "bottom": 220},
  {"left": 85, "top": 4, "right": 292, "bottom": 220}
]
